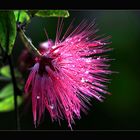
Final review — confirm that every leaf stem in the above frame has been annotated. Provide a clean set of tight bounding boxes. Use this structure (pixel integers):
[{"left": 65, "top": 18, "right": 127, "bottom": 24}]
[
  {"left": 18, "top": 29, "right": 42, "bottom": 57},
  {"left": 7, "top": 54, "right": 20, "bottom": 130}
]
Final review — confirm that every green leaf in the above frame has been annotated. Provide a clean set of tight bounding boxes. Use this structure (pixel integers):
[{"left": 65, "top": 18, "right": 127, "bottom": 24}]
[
  {"left": 0, "top": 65, "right": 11, "bottom": 78},
  {"left": 0, "top": 83, "right": 13, "bottom": 99},
  {"left": 0, "top": 11, "right": 17, "bottom": 55},
  {"left": 14, "top": 10, "right": 30, "bottom": 23},
  {"left": 0, "top": 65, "right": 22, "bottom": 78},
  {"left": 35, "top": 10, "right": 69, "bottom": 18},
  {"left": 0, "top": 95, "right": 23, "bottom": 112}
]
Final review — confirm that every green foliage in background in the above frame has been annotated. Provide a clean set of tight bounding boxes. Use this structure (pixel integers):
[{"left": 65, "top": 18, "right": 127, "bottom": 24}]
[
  {"left": 0, "top": 11, "right": 17, "bottom": 55},
  {"left": 0, "top": 10, "right": 69, "bottom": 113},
  {"left": 35, "top": 10, "right": 69, "bottom": 18},
  {"left": 0, "top": 83, "right": 13, "bottom": 99},
  {"left": 0, "top": 65, "right": 11, "bottom": 78},
  {"left": 14, "top": 10, "right": 30, "bottom": 23},
  {"left": 0, "top": 96, "right": 23, "bottom": 112}
]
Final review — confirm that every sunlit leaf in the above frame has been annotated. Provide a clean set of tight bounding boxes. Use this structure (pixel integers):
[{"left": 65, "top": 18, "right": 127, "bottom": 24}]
[
  {"left": 14, "top": 10, "right": 30, "bottom": 23},
  {"left": 0, "top": 11, "right": 17, "bottom": 55},
  {"left": 0, "top": 83, "right": 13, "bottom": 99},
  {"left": 0, "top": 65, "right": 22, "bottom": 78},
  {"left": 35, "top": 10, "right": 69, "bottom": 18},
  {"left": 0, "top": 65, "right": 11, "bottom": 78},
  {"left": 0, "top": 95, "right": 23, "bottom": 112}
]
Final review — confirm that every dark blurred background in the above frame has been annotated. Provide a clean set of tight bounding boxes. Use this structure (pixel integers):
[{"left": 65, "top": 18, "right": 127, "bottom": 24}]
[{"left": 0, "top": 10, "right": 140, "bottom": 130}]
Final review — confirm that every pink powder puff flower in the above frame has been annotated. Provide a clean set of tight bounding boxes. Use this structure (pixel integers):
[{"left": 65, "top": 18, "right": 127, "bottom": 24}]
[{"left": 24, "top": 19, "right": 112, "bottom": 129}]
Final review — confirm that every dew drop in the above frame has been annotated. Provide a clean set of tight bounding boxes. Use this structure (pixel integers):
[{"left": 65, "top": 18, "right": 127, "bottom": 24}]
[
  {"left": 81, "top": 77, "right": 85, "bottom": 83},
  {"left": 52, "top": 45, "right": 57, "bottom": 49},
  {"left": 85, "top": 71, "right": 89, "bottom": 74},
  {"left": 53, "top": 49, "right": 59, "bottom": 54},
  {"left": 36, "top": 96, "right": 40, "bottom": 99},
  {"left": 78, "top": 39, "right": 81, "bottom": 42},
  {"left": 86, "top": 59, "right": 91, "bottom": 63},
  {"left": 66, "top": 39, "right": 68, "bottom": 42},
  {"left": 49, "top": 104, "right": 54, "bottom": 109}
]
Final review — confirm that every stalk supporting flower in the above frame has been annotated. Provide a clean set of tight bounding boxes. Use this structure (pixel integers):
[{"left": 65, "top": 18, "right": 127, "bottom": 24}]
[
  {"left": 25, "top": 19, "right": 112, "bottom": 129},
  {"left": 7, "top": 54, "right": 21, "bottom": 130},
  {"left": 19, "top": 29, "right": 42, "bottom": 57}
]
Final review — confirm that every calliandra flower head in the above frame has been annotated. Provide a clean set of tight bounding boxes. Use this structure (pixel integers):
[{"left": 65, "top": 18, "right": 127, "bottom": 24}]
[{"left": 24, "top": 19, "right": 112, "bottom": 129}]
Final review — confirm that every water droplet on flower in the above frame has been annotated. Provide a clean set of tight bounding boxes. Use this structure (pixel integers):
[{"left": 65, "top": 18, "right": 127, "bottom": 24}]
[
  {"left": 56, "top": 77, "right": 59, "bottom": 80},
  {"left": 85, "top": 71, "right": 89, "bottom": 74},
  {"left": 52, "top": 45, "right": 57, "bottom": 49},
  {"left": 49, "top": 104, "right": 54, "bottom": 109},
  {"left": 98, "top": 95, "right": 104, "bottom": 102},
  {"left": 36, "top": 96, "right": 40, "bottom": 99},
  {"left": 81, "top": 77, "right": 85, "bottom": 83},
  {"left": 66, "top": 38, "right": 70, "bottom": 42},
  {"left": 78, "top": 39, "right": 81, "bottom": 42},
  {"left": 53, "top": 49, "right": 59, "bottom": 54},
  {"left": 86, "top": 59, "right": 91, "bottom": 63}
]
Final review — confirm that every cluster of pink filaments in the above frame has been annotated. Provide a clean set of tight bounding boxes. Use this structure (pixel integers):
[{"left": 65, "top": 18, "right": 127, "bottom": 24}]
[{"left": 24, "top": 19, "right": 112, "bottom": 129}]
